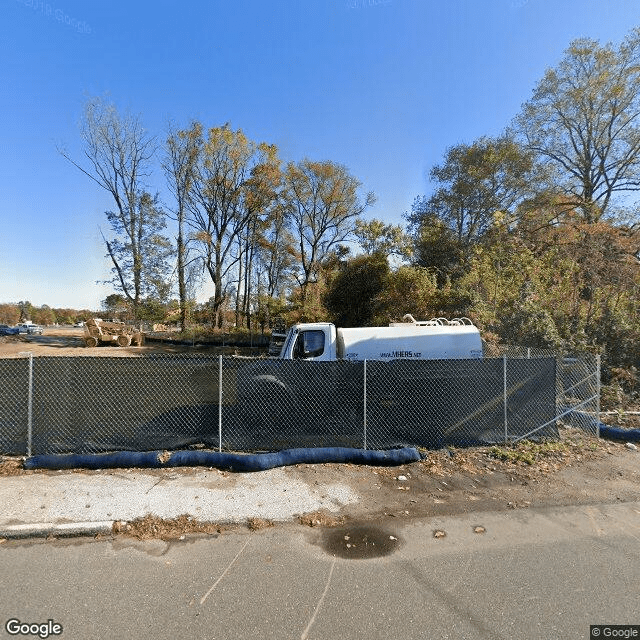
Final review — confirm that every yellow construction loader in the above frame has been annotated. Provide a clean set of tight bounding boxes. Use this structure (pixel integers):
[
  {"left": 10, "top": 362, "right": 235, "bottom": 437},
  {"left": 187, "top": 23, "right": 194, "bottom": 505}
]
[{"left": 83, "top": 318, "right": 144, "bottom": 347}]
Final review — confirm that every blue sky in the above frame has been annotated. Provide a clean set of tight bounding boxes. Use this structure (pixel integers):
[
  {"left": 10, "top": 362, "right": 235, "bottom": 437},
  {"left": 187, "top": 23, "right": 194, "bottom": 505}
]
[{"left": 1, "top": 0, "right": 637, "bottom": 310}]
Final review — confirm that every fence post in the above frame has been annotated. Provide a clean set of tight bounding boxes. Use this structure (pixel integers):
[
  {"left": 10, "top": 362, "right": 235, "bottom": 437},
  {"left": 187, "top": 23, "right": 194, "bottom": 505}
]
[
  {"left": 363, "top": 359, "right": 367, "bottom": 450},
  {"left": 218, "top": 355, "right": 223, "bottom": 452},
  {"left": 503, "top": 355, "right": 508, "bottom": 445},
  {"left": 596, "top": 354, "right": 601, "bottom": 439},
  {"left": 22, "top": 352, "right": 34, "bottom": 457}
]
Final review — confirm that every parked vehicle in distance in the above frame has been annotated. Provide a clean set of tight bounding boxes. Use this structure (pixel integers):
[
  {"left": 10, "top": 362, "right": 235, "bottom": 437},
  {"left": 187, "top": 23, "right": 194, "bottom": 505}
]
[
  {"left": 26, "top": 325, "right": 43, "bottom": 335},
  {"left": 0, "top": 324, "right": 20, "bottom": 336},
  {"left": 16, "top": 323, "right": 43, "bottom": 335}
]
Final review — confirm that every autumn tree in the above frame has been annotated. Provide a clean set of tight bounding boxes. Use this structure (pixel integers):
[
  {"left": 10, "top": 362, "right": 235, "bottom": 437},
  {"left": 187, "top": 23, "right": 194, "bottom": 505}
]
[
  {"left": 0, "top": 304, "right": 20, "bottom": 325},
  {"left": 60, "top": 97, "right": 172, "bottom": 320},
  {"left": 283, "top": 159, "right": 375, "bottom": 304},
  {"left": 235, "top": 147, "right": 282, "bottom": 329},
  {"left": 185, "top": 124, "right": 280, "bottom": 327},
  {"left": 515, "top": 29, "right": 640, "bottom": 223},
  {"left": 256, "top": 203, "right": 296, "bottom": 300}
]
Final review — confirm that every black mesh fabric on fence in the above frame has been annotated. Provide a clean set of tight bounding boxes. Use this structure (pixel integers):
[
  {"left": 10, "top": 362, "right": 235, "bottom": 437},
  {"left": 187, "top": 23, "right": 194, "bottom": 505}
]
[
  {"left": 0, "top": 354, "right": 563, "bottom": 456},
  {"left": 365, "top": 357, "right": 557, "bottom": 448},
  {"left": 31, "top": 356, "right": 224, "bottom": 454},
  {"left": 0, "top": 357, "right": 30, "bottom": 456}
]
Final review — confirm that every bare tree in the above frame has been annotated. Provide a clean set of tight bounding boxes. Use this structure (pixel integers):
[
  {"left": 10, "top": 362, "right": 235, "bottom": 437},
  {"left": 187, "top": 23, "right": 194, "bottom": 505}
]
[
  {"left": 163, "top": 121, "right": 202, "bottom": 330},
  {"left": 60, "top": 97, "right": 170, "bottom": 320},
  {"left": 515, "top": 29, "right": 640, "bottom": 223}
]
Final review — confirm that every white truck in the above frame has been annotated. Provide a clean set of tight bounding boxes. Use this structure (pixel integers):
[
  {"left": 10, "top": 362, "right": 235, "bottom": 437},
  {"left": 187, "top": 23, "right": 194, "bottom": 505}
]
[
  {"left": 235, "top": 317, "right": 483, "bottom": 448},
  {"left": 276, "top": 316, "right": 483, "bottom": 361}
]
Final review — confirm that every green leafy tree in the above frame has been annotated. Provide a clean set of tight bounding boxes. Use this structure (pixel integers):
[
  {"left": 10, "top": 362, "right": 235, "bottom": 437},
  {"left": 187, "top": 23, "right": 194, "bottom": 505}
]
[
  {"left": 409, "top": 208, "right": 466, "bottom": 286},
  {"left": 373, "top": 266, "right": 441, "bottom": 324},
  {"left": 18, "top": 301, "right": 33, "bottom": 322},
  {"left": 102, "top": 293, "right": 130, "bottom": 321},
  {"left": 461, "top": 216, "right": 640, "bottom": 358},
  {"left": 103, "top": 190, "right": 174, "bottom": 314},
  {"left": 412, "top": 136, "right": 538, "bottom": 244},
  {"left": 324, "top": 252, "right": 390, "bottom": 326},
  {"left": 32, "top": 305, "right": 55, "bottom": 326},
  {"left": 408, "top": 136, "right": 540, "bottom": 279},
  {"left": 353, "top": 218, "right": 410, "bottom": 258},
  {"left": 515, "top": 29, "right": 640, "bottom": 223}
]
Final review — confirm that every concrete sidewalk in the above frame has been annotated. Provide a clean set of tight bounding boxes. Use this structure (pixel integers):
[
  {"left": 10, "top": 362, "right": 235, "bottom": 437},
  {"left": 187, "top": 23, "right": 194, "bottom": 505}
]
[{"left": 0, "top": 466, "right": 360, "bottom": 539}]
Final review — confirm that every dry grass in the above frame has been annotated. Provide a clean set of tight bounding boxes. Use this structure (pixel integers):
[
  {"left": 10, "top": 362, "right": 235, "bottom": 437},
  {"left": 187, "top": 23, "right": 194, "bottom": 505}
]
[
  {"left": 247, "top": 517, "right": 273, "bottom": 531},
  {"left": 112, "top": 514, "right": 222, "bottom": 540},
  {"left": 0, "top": 458, "right": 25, "bottom": 476},
  {"left": 298, "top": 510, "right": 345, "bottom": 527}
]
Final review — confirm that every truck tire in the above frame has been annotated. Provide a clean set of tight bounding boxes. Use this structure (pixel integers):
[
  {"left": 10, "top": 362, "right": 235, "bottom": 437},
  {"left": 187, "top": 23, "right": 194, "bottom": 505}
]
[
  {"left": 117, "top": 335, "right": 132, "bottom": 347},
  {"left": 84, "top": 336, "right": 98, "bottom": 347}
]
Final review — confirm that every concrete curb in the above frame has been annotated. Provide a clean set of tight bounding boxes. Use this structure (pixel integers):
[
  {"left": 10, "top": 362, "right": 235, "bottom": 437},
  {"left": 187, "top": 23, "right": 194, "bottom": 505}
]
[{"left": 0, "top": 521, "right": 115, "bottom": 539}]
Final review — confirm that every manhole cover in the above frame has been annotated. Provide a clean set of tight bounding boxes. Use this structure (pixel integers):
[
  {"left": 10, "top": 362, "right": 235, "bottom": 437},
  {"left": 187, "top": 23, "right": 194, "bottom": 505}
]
[{"left": 321, "top": 524, "right": 401, "bottom": 559}]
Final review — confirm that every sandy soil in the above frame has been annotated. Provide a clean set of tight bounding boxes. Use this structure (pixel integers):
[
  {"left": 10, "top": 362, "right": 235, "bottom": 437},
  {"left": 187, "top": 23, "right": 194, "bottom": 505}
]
[{"left": 0, "top": 326, "right": 263, "bottom": 358}]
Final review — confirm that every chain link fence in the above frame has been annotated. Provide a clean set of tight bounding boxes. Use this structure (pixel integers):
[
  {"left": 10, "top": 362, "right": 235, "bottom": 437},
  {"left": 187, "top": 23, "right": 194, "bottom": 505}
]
[{"left": 0, "top": 350, "right": 600, "bottom": 456}]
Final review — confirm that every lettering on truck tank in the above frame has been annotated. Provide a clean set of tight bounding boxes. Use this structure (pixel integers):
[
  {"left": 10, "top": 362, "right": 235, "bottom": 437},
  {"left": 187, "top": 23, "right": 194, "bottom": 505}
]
[{"left": 379, "top": 351, "right": 422, "bottom": 358}]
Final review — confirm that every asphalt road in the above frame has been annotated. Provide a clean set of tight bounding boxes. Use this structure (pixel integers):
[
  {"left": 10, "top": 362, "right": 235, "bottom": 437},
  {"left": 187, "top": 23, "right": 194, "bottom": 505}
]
[{"left": 1, "top": 501, "right": 639, "bottom": 640}]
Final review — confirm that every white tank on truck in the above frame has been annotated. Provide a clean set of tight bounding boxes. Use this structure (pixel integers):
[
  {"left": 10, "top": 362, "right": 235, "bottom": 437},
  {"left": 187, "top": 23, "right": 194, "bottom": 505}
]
[{"left": 277, "top": 316, "right": 482, "bottom": 361}]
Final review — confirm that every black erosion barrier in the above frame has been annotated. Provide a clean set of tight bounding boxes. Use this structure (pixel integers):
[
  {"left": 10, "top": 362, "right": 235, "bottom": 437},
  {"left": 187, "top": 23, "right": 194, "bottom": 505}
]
[
  {"left": 565, "top": 409, "right": 640, "bottom": 443},
  {"left": 23, "top": 446, "right": 423, "bottom": 472},
  {"left": 598, "top": 423, "right": 640, "bottom": 443}
]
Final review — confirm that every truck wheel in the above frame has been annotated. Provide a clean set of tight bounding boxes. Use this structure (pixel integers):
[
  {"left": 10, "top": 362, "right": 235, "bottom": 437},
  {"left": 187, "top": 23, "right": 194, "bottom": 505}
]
[
  {"left": 117, "top": 335, "right": 132, "bottom": 347},
  {"left": 84, "top": 336, "right": 98, "bottom": 347}
]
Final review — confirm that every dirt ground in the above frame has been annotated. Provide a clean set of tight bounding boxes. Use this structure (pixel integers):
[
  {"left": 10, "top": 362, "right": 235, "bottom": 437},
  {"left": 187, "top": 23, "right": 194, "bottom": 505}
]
[
  {"left": 0, "top": 326, "right": 263, "bottom": 358},
  {"left": 2, "top": 326, "right": 639, "bottom": 540}
]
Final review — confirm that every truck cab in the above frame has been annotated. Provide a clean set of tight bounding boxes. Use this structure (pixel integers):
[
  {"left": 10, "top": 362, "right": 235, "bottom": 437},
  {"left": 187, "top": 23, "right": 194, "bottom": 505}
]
[{"left": 278, "top": 323, "right": 337, "bottom": 361}]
